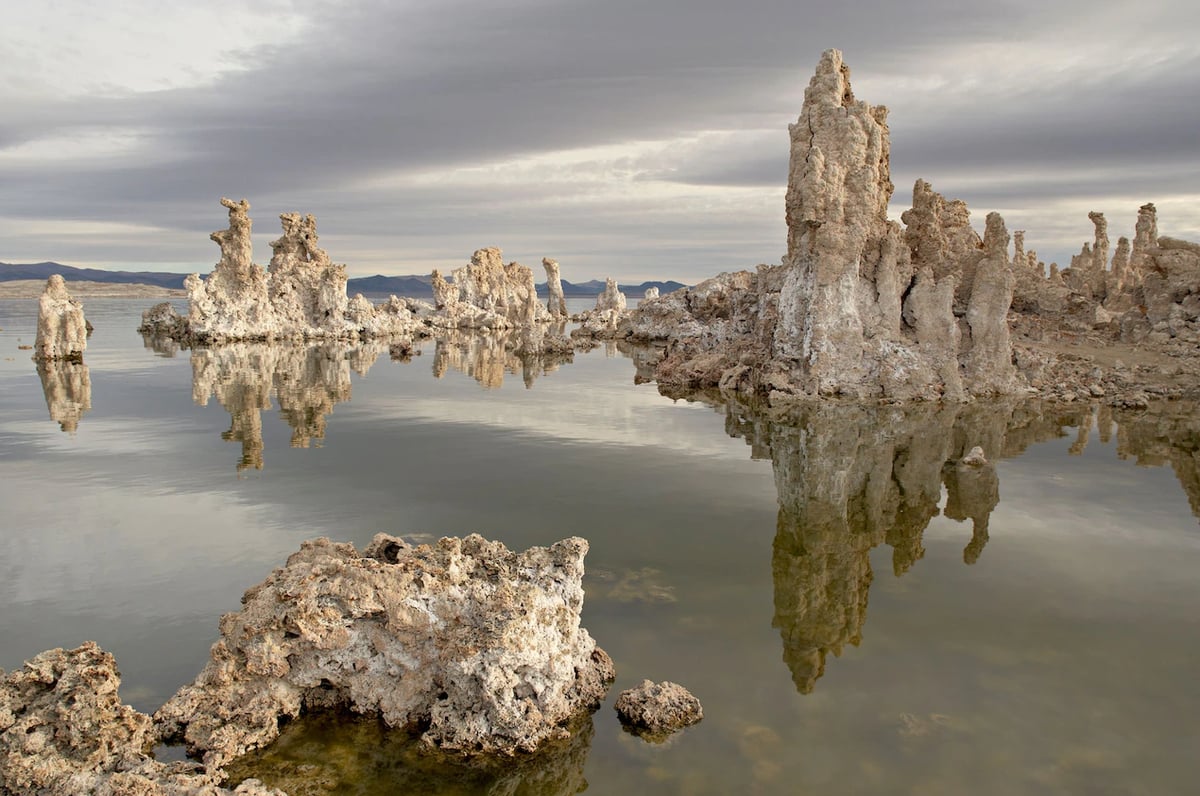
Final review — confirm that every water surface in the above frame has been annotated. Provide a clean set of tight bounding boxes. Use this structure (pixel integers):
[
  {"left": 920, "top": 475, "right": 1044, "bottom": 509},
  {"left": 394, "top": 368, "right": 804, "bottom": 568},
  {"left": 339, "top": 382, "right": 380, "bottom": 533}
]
[{"left": 1, "top": 298, "right": 1197, "bottom": 794}]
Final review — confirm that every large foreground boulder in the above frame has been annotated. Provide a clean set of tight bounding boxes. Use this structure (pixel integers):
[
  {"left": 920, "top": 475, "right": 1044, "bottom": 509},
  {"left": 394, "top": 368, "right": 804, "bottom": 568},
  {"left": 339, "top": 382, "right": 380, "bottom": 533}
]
[{"left": 155, "top": 534, "right": 614, "bottom": 767}]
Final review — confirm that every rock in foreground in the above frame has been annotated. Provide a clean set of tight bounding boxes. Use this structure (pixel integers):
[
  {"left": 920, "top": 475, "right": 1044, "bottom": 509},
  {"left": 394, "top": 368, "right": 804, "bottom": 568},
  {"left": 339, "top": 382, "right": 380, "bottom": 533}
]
[
  {"left": 156, "top": 534, "right": 614, "bottom": 767},
  {"left": 0, "top": 642, "right": 279, "bottom": 795},
  {"left": 613, "top": 680, "right": 703, "bottom": 741}
]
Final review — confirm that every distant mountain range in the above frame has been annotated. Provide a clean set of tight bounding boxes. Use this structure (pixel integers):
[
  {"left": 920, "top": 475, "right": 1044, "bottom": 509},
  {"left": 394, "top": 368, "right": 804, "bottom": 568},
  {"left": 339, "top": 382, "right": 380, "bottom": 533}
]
[{"left": 0, "top": 262, "right": 687, "bottom": 298}]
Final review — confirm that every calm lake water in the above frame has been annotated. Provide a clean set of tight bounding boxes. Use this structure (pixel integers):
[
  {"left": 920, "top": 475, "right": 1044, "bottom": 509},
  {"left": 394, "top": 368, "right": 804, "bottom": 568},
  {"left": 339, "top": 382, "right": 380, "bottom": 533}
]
[{"left": 1, "top": 298, "right": 1198, "bottom": 795}]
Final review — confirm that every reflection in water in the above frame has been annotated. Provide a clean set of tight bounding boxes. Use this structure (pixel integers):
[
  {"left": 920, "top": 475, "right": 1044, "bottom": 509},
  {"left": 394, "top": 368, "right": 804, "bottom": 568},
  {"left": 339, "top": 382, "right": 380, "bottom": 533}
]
[
  {"left": 36, "top": 358, "right": 92, "bottom": 433},
  {"left": 718, "top": 398, "right": 1100, "bottom": 694},
  {"left": 432, "top": 329, "right": 573, "bottom": 389},
  {"left": 1114, "top": 404, "right": 1200, "bottom": 519},
  {"left": 189, "top": 341, "right": 386, "bottom": 471},
  {"left": 226, "top": 711, "right": 594, "bottom": 796}
]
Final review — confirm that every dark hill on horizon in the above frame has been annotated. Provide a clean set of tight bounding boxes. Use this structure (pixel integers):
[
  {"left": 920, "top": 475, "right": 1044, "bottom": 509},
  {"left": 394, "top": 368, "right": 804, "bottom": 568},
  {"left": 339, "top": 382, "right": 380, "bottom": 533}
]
[{"left": 1, "top": 262, "right": 688, "bottom": 298}]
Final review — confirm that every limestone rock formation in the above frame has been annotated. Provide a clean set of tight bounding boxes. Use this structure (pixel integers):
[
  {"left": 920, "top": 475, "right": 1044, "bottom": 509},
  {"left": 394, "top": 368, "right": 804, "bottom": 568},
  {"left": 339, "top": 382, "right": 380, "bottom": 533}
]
[
  {"left": 613, "top": 680, "right": 703, "bottom": 740},
  {"left": 624, "top": 50, "right": 1022, "bottom": 401},
  {"left": 643, "top": 286, "right": 660, "bottom": 301},
  {"left": 155, "top": 534, "right": 614, "bottom": 766},
  {"left": 543, "top": 257, "right": 568, "bottom": 319},
  {"left": 572, "top": 278, "right": 631, "bottom": 339},
  {"left": 139, "top": 199, "right": 426, "bottom": 344},
  {"left": 33, "top": 275, "right": 87, "bottom": 361},
  {"left": 428, "top": 248, "right": 552, "bottom": 332},
  {"left": 0, "top": 642, "right": 279, "bottom": 795}
]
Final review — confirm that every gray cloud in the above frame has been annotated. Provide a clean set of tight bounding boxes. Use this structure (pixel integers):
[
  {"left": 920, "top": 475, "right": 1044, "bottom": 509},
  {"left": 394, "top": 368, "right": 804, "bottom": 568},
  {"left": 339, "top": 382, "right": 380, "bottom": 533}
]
[{"left": 1, "top": 0, "right": 1198, "bottom": 281}]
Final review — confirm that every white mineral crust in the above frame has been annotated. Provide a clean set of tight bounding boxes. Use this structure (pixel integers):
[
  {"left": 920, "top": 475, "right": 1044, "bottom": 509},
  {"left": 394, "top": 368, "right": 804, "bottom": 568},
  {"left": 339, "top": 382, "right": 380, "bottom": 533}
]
[{"left": 33, "top": 275, "right": 87, "bottom": 361}]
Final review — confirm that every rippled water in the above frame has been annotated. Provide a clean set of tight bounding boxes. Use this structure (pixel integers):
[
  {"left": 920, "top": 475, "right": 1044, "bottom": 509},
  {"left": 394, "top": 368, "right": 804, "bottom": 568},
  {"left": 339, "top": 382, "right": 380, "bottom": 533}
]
[{"left": 1, "top": 298, "right": 1198, "bottom": 795}]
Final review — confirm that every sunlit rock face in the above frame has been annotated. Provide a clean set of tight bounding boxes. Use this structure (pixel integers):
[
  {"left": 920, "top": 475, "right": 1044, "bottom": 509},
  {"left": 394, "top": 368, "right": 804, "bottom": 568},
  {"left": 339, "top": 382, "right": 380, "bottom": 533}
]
[
  {"left": 543, "top": 257, "right": 568, "bottom": 319},
  {"left": 140, "top": 198, "right": 426, "bottom": 344},
  {"left": 429, "top": 248, "right": 552, "bottom": 331},
  {"left": 155, "top": 534, "right": 614, "bottom": 766},
  {"left": 36, "top": 359, "right": 91, "bottom": 433},
  {"left": 626, "top": 50, "right": 1020, "bottom": 402},
  {"left": 0, "top": 642, "right": 281, "bottom": 795},
  {"left": 713, "top": 397, "right": 1097, "bottom": 693},
  {"left": 33, "top": 275, "right": 87, "bottom": 362},
  {"left": 572, "top": 277, "right": 632, "bottom": 339}
]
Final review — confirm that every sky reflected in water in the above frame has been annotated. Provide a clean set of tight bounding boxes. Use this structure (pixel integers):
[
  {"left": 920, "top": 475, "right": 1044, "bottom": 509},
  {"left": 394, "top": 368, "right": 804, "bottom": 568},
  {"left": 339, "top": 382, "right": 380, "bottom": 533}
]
[{"left": 1, "top": 298, "right": 1198, "bottom": 795}]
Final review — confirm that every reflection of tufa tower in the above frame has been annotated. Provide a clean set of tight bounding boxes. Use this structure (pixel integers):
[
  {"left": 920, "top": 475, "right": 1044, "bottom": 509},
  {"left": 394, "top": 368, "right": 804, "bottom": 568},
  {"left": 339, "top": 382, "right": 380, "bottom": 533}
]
[
  {"left": 721, "top": 399, "right": 1092, "bottom": 694},
  {"left": 36, "top": 359, "right": 92, "bottom": 434},
  {"left": 190, "top": 341, "right": 384, "bottom": 472}
]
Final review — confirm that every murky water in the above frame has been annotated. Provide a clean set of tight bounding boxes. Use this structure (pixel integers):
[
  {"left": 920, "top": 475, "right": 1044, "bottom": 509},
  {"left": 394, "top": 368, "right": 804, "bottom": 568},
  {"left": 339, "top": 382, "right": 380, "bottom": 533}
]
[{"left": 2, "top": 299, "right": 1198, "bottom": 795}]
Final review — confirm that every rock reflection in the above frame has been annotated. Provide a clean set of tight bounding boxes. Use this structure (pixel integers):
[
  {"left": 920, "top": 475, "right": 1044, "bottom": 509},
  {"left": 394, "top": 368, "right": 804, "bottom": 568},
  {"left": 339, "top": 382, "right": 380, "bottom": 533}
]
[
  {"left": 189, "top": 341, "right": 386, "bottom": 472},
  {"left": 36, "top": 358, "right": 92, "bottom": 433},
  {"left": 719, "top": 398, "right": 1095, "bottom": 694},
  {"left": 224, "top": 710, "right": 594, "bottom": 796},
  {"left": 432, "top": 329, "right": 573, "bottom": 389},
  {"left": 1113, "top": 403, "right": 1200, "bottom": 519}
]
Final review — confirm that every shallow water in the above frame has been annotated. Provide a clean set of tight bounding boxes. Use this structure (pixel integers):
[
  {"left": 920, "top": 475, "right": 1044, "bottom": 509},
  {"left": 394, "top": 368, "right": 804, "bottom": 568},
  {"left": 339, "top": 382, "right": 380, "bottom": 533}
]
[{"left": 1, "top": 298, "right": 1198, "bottom": 795}]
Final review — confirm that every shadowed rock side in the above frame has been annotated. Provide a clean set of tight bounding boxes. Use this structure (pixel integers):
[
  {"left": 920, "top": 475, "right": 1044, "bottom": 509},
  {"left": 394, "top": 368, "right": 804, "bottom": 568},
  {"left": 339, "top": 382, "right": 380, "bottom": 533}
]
[
  {"left": 0, "top": 642, "right": 281, "bottom": 795},
  {"left": 432, "top": 328, "right": 574, "bottom": 389},
  {"left": 223, "top": 710, "right": 595, "bottom": 796},
  {"left": 36, "top": 358, "right": 91, "bottom": 433},
  {"left": 187, "top": 341, "right": 386, "bottom": 471},
  {"left": 622, "top": 50, "right": 1021, "bottom": 402},
  {"left": 618, "top": 50, "right": 1200, "bottom": 404},
  {"left": 155, "top": 534, "right": 614, "bottom": 767},
  {"left": 33, "top": 275, "right": 87, "bottom": 362},
  {"left": 712, "top": 398, "right": 1106, "bottom": 693}
]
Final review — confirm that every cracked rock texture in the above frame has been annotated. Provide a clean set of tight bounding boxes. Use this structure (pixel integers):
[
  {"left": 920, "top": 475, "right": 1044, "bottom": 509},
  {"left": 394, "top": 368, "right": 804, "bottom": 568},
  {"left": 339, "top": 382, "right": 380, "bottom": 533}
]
[
  {"left": 155, "top": 534, "right": 614, "bottom": 767},
  {"left": 139, "top": 199, "right": 425, "bottom": 344},
  {"left": 0, "top": 642, "right": 280, "bottom": 795},
  {"left": 613, "top": 680, "right": 703, "bottom": 740},
  {"left": 33, "top": 275, "right": 87, "bottom": 362},
  {"left": 625, "top": 50, "right": 1021, "bottom": 402},
  {"left": 572, "top": 278, "right": 631, "bottom": 339}
]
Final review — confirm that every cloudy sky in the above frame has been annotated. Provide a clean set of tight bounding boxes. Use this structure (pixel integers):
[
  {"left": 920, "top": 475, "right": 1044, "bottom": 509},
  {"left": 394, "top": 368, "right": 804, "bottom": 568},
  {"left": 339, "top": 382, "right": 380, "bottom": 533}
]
[{"left": 2, "top": 0, "right": 1198, "bottom": 283}]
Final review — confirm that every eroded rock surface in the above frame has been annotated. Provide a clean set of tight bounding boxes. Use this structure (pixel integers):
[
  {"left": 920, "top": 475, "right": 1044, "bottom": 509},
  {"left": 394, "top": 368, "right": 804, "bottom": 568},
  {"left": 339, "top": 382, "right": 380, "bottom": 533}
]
[
  {"left": 613, "top": 680, "right": 703, "bottom": 740},
  {"left": 139, "top": 199, "right": 425, "bottom": 345},
  {"left": 33, "top": 275, "right": 87, "bottom": 361},
  {"left": 155, "top": 534, "right": 614, "bottom": 767},
  {"left": 0, "top": 642, "right": 279, "bottom": 795},
  {"left": 572, "top": 278, "right": 631, "bottom": 339},
  {"left": 623, "top": 51, "right": 1021, "bottom": 402}
]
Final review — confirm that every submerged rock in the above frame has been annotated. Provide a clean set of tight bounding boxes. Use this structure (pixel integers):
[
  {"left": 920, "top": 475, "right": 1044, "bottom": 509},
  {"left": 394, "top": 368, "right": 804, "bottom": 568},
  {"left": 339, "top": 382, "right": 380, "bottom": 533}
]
[
  {"left": 33, "top": 275, "right": 87, "bottom": 362},
  {"left": 155, "top": 534, "right": 614, "bottom": 767},
  {"left": 613, "top": 680, "right": 703, "bottom": 740}
]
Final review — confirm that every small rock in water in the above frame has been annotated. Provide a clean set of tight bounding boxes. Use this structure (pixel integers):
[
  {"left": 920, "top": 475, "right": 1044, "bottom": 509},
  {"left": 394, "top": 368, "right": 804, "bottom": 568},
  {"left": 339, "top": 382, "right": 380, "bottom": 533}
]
[{"left": 614, "top": 679, "right": 703, "bottom": 741}]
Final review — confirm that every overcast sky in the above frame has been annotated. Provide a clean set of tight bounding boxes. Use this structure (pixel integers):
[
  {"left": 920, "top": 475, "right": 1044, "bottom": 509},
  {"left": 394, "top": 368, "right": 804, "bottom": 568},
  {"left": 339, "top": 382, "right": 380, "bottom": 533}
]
[{"left": 2, "top": 0, "right": 1198, "bottom": 283}]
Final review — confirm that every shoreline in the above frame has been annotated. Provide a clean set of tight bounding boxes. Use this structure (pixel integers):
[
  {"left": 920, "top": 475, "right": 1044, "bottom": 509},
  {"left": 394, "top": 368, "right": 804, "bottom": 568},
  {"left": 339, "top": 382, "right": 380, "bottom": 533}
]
[{"left": 0, "top": 280, "right": 186, "bottom": 299}]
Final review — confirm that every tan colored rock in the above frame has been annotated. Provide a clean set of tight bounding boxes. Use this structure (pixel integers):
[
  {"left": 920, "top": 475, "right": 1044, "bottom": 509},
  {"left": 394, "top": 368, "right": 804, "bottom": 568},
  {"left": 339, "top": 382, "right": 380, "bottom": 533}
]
[
  {"left": 142, "top": 198, "right": 427, "bottom": 344},
  {"left": 33, "top": 275, "right": 87, "bottom": 361},
  {"left": 626, "top": 51, "right": 1022, "bottom": 402},
  {"left": 155, "top": 534, "right": 614, "bottom": 766},
  {"left": 0, "top": 642, "right": 281, "bottom": 795},
  {"left": 643, "top": 286, "right": 660, "bottom": 301},
  {"left": 543, "top": 257, "right": 568, "bottom": 319},
  {"left": 572, "top": 277, "right": 631, "bottom": 339},
  {"left": 613, "top": 680, "right": 703, "bottom": 740}
]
